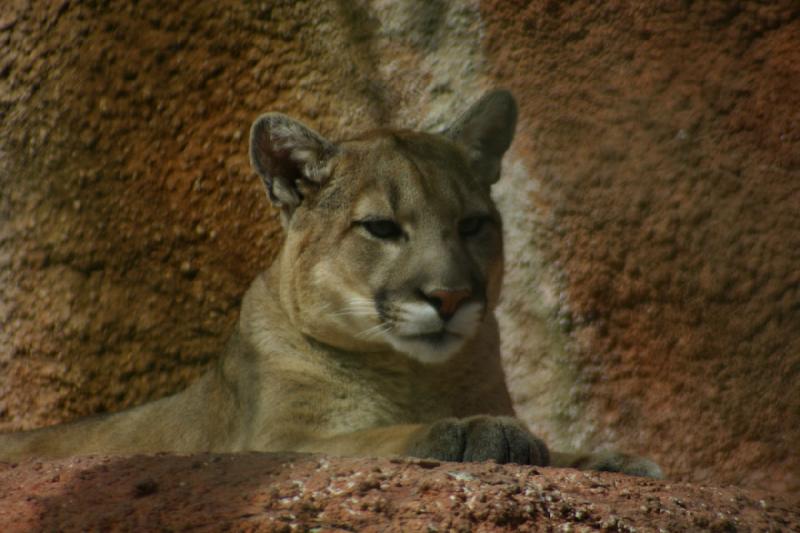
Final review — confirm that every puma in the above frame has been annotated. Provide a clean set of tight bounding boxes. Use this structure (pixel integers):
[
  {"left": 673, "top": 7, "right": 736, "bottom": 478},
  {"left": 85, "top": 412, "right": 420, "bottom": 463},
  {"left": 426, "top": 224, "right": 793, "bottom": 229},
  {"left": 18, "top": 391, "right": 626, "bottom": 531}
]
[{"left": 0, "top": 90, "right": 661, "bottom": 477}]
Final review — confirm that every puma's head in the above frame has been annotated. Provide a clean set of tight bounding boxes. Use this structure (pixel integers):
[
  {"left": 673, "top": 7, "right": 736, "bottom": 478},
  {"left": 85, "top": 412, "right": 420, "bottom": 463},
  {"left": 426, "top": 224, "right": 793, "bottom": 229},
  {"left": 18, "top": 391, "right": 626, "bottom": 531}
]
[{"left": 249, "top": 90, "right": 517, "bottom": 364}]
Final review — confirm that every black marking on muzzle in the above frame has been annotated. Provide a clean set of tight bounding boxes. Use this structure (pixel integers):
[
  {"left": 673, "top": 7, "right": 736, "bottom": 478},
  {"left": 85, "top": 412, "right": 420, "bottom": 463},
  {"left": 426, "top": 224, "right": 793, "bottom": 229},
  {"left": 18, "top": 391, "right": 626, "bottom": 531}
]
[{"left": 374, "top": 289, "right": 389, "bottom": 321}]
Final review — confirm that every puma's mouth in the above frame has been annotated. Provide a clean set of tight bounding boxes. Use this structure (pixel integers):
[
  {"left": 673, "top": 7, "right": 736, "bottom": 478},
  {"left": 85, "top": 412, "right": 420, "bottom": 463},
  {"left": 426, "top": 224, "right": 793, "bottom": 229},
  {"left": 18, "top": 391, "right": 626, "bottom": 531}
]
[
  {"left": 409, "top": 330, "right": 461, "bottom": 345},
  {"left": 387, "top": 329, "right": 468, "bottom": 365},
  {"left": 378, "top": 300, "right": 485, "bottom": 364}
]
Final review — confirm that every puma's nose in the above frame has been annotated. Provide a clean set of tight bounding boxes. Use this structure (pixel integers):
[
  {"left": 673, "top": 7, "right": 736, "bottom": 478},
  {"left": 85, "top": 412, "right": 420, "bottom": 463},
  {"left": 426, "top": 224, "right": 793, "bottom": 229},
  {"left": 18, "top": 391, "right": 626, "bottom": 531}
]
[{"left": 424, "top": 289, "right": 472, "bottom": 321}]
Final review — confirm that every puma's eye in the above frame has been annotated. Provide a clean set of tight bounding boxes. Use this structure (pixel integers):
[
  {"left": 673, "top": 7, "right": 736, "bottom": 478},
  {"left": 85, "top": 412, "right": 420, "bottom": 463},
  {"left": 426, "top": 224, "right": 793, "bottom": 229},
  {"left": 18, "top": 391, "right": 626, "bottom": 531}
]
[
  {"left": 359, "top": 219, "right": 403, "bottom": 240},
  {"left": 459, "top": 216, "right": 488, "bottom": 237}
]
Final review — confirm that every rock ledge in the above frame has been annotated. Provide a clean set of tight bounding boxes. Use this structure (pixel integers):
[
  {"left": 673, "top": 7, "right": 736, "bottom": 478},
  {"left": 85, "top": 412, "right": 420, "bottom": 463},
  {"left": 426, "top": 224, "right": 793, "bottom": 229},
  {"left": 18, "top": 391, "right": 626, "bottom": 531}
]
[{"left": 0, "top": 453, "right": 795, "bottom": 531}]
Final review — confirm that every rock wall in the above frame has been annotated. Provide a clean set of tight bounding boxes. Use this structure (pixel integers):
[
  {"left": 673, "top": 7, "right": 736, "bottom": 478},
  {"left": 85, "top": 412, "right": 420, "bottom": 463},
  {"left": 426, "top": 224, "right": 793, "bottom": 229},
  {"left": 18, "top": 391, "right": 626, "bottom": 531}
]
[
  {"left": 1, "top": 0, "right": 797, "bottom": 503},
  {"left": 481, "top": 1, "right": 800, "bottom": 500}
]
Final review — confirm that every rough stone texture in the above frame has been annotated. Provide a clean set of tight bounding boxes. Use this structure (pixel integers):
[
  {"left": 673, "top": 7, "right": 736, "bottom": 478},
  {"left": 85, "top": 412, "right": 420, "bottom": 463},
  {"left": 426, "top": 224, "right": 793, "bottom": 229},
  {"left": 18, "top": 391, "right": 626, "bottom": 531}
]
[
  {"left": 0, "top": 0, "right": 390, "bottom": 430},
  {"left": 0, "top": 0, "right": 798, "bottom": 513},
  {"left": 481, "top": 0, "right": 800, "bottom": 502},
  {"left": 0, "top": 453, "right": 797, "bottom": 532}
]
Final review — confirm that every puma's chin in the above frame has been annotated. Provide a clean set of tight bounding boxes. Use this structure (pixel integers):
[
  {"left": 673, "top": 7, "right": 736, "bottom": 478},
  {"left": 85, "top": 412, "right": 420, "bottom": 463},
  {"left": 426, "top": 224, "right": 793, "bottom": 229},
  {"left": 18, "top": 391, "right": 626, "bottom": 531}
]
[
  {"left": 384, "top": 301, "right": 485, "bottom": 364},
  {"left": 387, "top": 331, "right": 468, "bottom": 364}
]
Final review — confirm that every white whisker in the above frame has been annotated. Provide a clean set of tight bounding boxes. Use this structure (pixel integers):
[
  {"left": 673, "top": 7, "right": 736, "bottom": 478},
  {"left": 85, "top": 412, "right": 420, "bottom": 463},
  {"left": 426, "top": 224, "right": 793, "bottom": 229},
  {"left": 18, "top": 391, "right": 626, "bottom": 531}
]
[
  {"left": 330, "top": 304, "right": 376, "bottom": 318},
  {"left": 331, "top": 310, "right": 370, "bottom": 316},
  {"left": 356, "top": 322, "right": 392, "bottom": 340},
  {"left": 327, "top": 296, "right": 377, "bottom": 320}
]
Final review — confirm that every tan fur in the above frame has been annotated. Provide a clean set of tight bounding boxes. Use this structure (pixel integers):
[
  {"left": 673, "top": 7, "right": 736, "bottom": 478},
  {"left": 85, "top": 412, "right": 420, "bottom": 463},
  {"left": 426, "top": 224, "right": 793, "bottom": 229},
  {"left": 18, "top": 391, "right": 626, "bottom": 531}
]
[{"left": 0, "top": 91, "right": 661, "bottom": 478}]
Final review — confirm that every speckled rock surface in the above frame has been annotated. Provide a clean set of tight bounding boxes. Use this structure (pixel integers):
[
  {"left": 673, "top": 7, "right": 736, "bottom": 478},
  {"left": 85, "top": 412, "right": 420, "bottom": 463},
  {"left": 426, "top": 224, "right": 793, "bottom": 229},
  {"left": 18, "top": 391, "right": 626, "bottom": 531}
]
[
  {"left": 481, "top": 0, "right": 800, "bottom": 501},
  {"left": 1, "top": 0, "right": 798, "bottom": 510},
  {"left": 0, "top": 0, "right": 413, "bottom": 431},
  {"left": 0, "top": 454, "right": 796, "bottom": 532}
]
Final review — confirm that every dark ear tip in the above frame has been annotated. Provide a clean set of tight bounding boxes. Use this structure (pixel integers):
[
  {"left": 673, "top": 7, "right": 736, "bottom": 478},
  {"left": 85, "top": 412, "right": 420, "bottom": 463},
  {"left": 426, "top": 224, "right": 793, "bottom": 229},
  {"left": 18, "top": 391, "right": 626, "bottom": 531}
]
[
  {"left": 249, "top": 114, "right": 271, "bottom": 177},
  {"left": 249, "top": 112, "right": 294, "bottom": 177},
  {"left": 250, "top": 112, "right": 288, "bottom": 140},
  {"left": 480, "top": 89, "right": 517, "bottom": 153},
  {"left": 485, "top": 88, "right": 515, "bottom": 104},
  {"left": 483, "top": 89, "right": 517, "bottom": 115}
]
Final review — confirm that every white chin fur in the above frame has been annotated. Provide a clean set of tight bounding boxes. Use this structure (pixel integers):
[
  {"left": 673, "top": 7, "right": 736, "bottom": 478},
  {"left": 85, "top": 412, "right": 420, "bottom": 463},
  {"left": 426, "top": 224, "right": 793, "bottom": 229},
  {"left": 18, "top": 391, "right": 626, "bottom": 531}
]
[{"left": 386, "top": 301, "right": 484, "bottom": 364}]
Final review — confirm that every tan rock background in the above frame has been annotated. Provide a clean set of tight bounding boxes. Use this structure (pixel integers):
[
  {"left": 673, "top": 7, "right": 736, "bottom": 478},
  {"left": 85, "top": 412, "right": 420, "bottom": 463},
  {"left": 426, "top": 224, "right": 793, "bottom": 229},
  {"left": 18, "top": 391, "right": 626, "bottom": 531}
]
[{"left": 1, "top": 0, "right": 797, "bottom": 505}]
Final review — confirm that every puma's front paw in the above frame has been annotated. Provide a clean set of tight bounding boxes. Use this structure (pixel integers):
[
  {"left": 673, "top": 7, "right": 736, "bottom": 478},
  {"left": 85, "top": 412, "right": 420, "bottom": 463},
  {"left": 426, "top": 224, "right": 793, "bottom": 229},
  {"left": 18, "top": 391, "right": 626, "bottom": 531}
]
[
  {"left": 552, "top": 450, "right": 664, "bottom": 479},
  {"left": 584, "top": 451, "right": 664, "bottom": 479},
  {"left": 408, "top": 415, "right": 549, "bottom": 465}
]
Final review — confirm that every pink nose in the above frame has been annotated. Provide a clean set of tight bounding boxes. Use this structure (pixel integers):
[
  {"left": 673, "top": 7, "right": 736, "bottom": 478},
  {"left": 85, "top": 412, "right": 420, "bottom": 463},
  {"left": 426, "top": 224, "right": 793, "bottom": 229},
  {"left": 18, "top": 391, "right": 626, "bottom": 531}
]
[{"left": 426, "top": 289, "right": 472, "bottom": 320}]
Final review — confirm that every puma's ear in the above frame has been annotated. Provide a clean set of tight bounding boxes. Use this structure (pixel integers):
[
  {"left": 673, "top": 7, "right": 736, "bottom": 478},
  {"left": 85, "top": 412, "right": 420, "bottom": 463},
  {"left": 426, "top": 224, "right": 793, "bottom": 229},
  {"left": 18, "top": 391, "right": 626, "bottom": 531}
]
[
  {"left": 444, "top": 89, "right": 517, "bottom": 184},
  {"left": 249, "top": 113, "right": 338, "bottom": 219}
]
